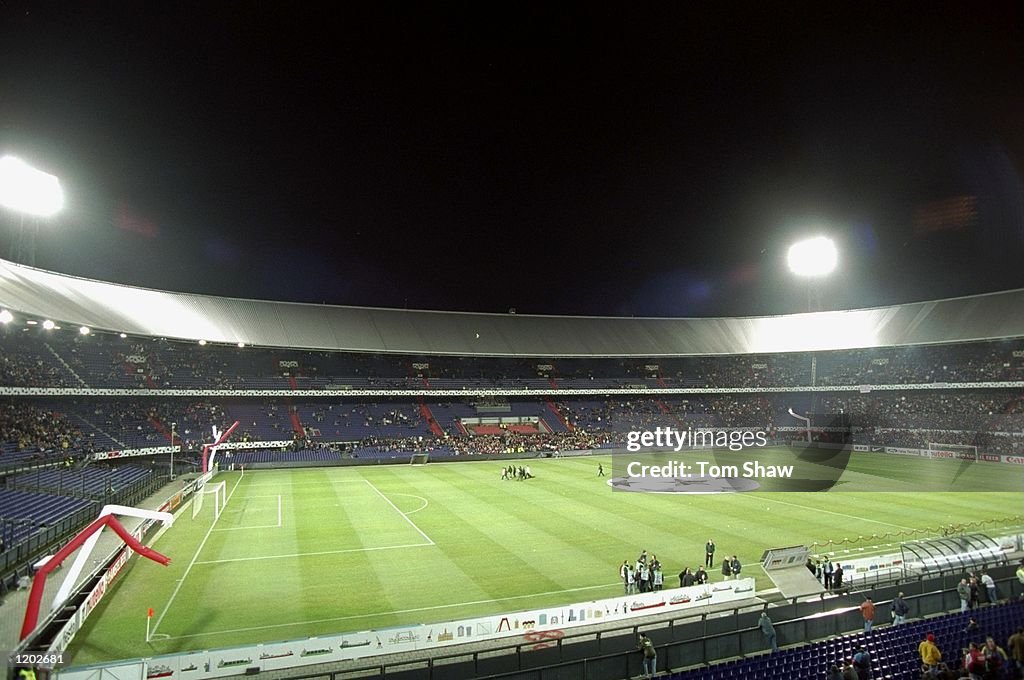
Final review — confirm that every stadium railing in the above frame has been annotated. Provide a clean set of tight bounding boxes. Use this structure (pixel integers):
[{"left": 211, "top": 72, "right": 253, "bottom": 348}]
[
  {"left": 65, "top": 568, "right": 1019, "bottom": 680},
  {"left": 0, "top": 472, "right": 166, "bottom": 593}
]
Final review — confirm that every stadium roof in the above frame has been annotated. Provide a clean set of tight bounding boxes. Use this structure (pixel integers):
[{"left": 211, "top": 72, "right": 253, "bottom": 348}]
[{"left": 1, "top": 258, "right": 1022, "bottom": 357}]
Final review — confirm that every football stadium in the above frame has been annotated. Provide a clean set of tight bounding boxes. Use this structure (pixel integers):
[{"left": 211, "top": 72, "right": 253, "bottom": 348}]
[
  {"left": 1, "top": 259, "right": 1023, "bottom": 680},
  {"left": 3, "top": 5, "right": 1024, "bottom": 680}
]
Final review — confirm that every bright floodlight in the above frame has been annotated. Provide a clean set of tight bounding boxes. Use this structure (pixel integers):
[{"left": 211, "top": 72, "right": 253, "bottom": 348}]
[
  {"left": 0, "top": 156, "right": 65, "bottom": 217},
  {"left": 787, "top": 236, "right": 838, "bottom": 277},
  {"left": 42, "top": 319, "right": 55, "bottom": 330},
  {"left": 0, "top": 310, "right": 12, "bottom": 324},
  {"left": 79, "top": 325, "right": 91, "bottom": 335}
]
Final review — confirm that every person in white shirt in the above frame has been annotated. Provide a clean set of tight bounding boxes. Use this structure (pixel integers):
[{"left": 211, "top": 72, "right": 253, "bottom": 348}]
[{"left": 980, "top": 571, "right": 997, "bottom": 603}]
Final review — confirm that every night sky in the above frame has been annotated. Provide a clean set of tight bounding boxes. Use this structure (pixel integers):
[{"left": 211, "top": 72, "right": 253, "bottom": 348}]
[{"left": 1, "top": 2, "right": 1022, "bottom": 318}]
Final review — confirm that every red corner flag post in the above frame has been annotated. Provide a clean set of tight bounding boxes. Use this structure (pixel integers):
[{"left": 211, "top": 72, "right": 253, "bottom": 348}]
[{"left": 146, "top": 607, "right": 154, "bottom": 642}]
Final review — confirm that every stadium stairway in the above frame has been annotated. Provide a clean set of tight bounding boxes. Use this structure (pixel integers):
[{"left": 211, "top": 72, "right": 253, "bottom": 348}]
[
  {"left": 288, "top": 409, "right": 304, "bottom": 437},
  {"left": 149, "top": 417, "right": 174, "bottom": 443},
  {"left": 655, "top": 400, "right": 686, "bottom": 429},
  {"left": 545, "top": 400, "right": 573, "bottom": 432},
  {"left": 418, "top": 400, "right": 446, "bottom": 437}
]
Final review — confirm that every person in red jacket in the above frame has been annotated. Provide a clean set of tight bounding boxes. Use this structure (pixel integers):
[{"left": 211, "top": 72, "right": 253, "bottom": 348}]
[
  {"left": 964, "top": 642, "right": 985, "bottom": 679},
  {"left": 860, "top": 596, "right": 876, "bottom": 632}
]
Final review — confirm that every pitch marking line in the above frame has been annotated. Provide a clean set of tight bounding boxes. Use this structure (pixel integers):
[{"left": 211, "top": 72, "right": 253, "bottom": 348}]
[
  {"left": 390, "top": 492, "right": 429, "bottom": 514},
  {"left": 243, "top": 479, "right": 371, "bottom": 490},
  {"left": 151, "top": 473, "right": 245, "bottom": 636},
  {"left": 747, "top": 494, "right": 916, "bottom": 531},
  {"left": 159, "top": 581, "right": 623, "bottom": 641},
  {"left": 194, "top": 541, "right": 432, "bottom": 565},
  {"left": 363, "top": 480, "right": 435, "bottom": 545},
  {"left": 213, "top": 495, "right": 282, "bottom": 531}
]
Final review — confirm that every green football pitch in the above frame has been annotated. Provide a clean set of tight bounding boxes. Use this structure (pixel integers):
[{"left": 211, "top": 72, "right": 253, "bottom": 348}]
[{"left": 67, "top": 449, "right": 1023, "bottom": 666}]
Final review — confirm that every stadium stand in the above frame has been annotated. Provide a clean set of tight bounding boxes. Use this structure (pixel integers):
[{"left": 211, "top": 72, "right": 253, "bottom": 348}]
[
  {"left": 10, "top": 466, "right": 153, "bottom": 498},
  {"left": 3, "top": 391, "right": 1023, "bottom": 460},
  {"left": 667, "top": 601, "right": 1024, "bottom": 680},
  {"left": 0, "top": 490, "right": 91, "bottom": 535},
  {"left": 5, "top": 327, "right": 1023, "bottom": 391},
  {"left": 2, "top": 305, "right": 1023, "bottom": 680}
]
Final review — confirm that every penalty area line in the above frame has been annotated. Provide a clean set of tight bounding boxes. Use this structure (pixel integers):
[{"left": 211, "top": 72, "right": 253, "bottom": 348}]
[
  {"left": 390, "top": 492, "right": 429, "bottom": 514},
  {"left": 194, "top": 541, "right": 433, "bottom": 565},
  {"left": 151, "top": 474, "right": 244, "bottom": 636},
  {"left": 243, "top": 479, "right": 372, "bottom": 490},
  {"left": 363, "top": 479, "right": 435, "bottom": 545},
  {"left": 211, "top": 495, "right": 283, "bottom": 532}
]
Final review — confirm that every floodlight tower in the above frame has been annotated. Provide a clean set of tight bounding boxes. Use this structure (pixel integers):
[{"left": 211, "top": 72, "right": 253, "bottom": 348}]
[
  {"left": 786, "top": 235, "right": 838, "bottom": 401},
  {"left": 0, "top": 155, "right": 65, "bottom": 266},
  {"left": 786, "top": 236, "right": 837, "bottom": 312}
]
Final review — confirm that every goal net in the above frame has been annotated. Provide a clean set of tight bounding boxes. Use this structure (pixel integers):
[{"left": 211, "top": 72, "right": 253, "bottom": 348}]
[
  {"left": 926, "top": 442, "right": 978, "bottom": 461},
  {"left": 192, "top": 481, "right": 227, "bottom": 520},
  {"left": 410, "top": 453, "right": 430, "bottom": 465}
]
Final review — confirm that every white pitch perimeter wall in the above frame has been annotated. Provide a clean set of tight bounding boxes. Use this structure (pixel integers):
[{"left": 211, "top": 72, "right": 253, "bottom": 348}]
[{"left": 56, "top": 578, "right": 757, "bottom": 680}]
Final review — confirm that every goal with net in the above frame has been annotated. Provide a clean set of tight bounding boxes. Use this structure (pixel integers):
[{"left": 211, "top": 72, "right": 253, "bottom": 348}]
[
  {"left": 410, "top": 453, "right": 430, "bottom": 466},
  {"left": 926, "top": 442, "right": 979, "bottom": 461},
  {"left": 192, "top": 480, "right": 227, "bottom": 519}
]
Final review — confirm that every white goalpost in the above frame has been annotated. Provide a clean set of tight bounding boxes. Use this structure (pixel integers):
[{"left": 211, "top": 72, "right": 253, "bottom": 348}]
[
  {"left": 192, "top": 480, "right": 227, "bottom": 519},
  {"left": 191, "top": 420, "right": 240, "bottom": 521},
  {"left": 926, "top": 442, "right": 979, "bottom": 461}
]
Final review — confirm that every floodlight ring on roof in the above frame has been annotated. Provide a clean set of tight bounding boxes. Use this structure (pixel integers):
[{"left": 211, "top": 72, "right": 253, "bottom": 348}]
[{"left": 0, "top": 258, "right": 1022, "bottom": 356}]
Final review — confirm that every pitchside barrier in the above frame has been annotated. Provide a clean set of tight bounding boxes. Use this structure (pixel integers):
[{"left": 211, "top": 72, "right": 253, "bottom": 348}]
[
  {"left": 50, "top": 569, "right": 1024, "bottom": 680},
  {"left": 820, "top": 531, "right": 1024, "bottom": 589},
  {"left": 52, "top": 579, "right": 757, "bottom": 680}
]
